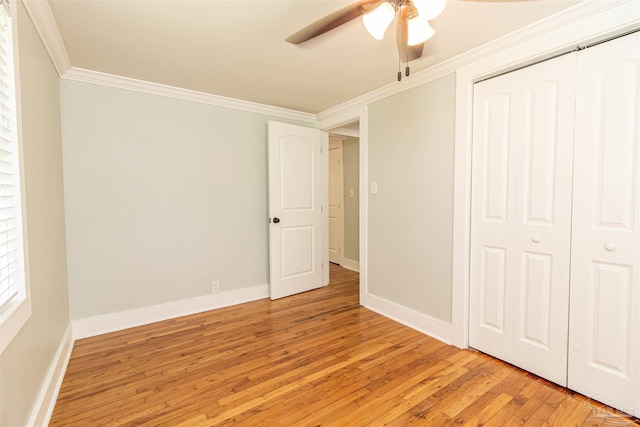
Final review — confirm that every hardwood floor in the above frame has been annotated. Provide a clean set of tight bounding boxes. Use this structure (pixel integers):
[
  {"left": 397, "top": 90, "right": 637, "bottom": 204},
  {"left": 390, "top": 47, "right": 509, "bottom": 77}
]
[{"left": 51, "top": 265, "right": 639, "bottom": 426}]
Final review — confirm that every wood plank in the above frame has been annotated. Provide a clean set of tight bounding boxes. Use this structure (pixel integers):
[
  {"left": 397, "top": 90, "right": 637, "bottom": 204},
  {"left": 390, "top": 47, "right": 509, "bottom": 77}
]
[{"left": 50, "top": 265, "right": 640, "bottom": 426}]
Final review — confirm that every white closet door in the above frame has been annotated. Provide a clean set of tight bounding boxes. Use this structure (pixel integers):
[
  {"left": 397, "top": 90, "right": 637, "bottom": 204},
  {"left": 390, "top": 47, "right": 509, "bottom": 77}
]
[
  {"left": 470, "top": 70, "right": 520, "bottom": 365},
  {"left": 568, "top": 32, "right": 640, "bottom": 416},
  {"left": 470, "top": 53, "right": 577, "bottom": 386}
]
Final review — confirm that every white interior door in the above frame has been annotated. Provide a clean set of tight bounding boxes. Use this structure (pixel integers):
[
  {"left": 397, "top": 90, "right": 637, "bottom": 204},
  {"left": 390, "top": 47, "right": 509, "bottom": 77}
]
[
  {"left": 469, "top": 53, "right": 577, "bottom": 386},
  {"left": 328, "top": 139, "right": 344, "bottom": 265},
  {"left": 268, "top": 121, "right": 328, "bottom": 300},
  {"left": 568, "top": 32, "right": 640, "bottom": 416}
]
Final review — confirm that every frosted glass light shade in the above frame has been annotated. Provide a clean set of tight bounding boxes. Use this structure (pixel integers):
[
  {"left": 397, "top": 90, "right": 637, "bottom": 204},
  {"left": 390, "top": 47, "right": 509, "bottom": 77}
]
[
  {"left": 363, "top": 2, "right": 395, "bottom": 40},
  {"left": 407, "top": 18, "right": 434, "bottom": 46},
  {"left": 412, "top": 0, "right": 447, "bottom": 20}
]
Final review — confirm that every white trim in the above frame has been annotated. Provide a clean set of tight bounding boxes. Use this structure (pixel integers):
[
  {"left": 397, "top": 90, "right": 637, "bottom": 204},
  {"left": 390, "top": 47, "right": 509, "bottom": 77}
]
[
  {"left": 21, "top": 0, "right": 71, "bottom": 76},
  {"left": 340, "top": 258, "right": 359, "bottom": 273},
  {"left": 358, "top": 108, "right": 368, "bottom": 311},
  {"left": 0, "top": 295, "right": 31, "bottom": 354},
  {"left": 28, "top": 324, "right": 74, "bottom": 427},
  {"left": 62, "top": 67, "right": 316, "bottom": 123},
  {"left": 72, "top": 284, "right": 269, "bottom": 339},
  {"left": 362, "top": 293, "right": 453, "bottom": 346},
  {"left": 451, "top": 0, "right": 640, "bottom": 349},
  {"left": 317, "top": 104, "right": 363, "bottom": 132},
  {"left": 0, "top": 3, "right": 32, "bottom": 356},
  {"left": 318, "top": 108, "right": 368, "bottom": 307},
  {"left": 322, "top": 132, "right": 330, "bottom": 286},
  {"left": 329, "top": 127, "right": 359, "bottom": 138}
]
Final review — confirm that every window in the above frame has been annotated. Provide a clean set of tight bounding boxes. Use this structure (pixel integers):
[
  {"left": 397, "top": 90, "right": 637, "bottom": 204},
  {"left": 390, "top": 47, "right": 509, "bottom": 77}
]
[{"left": 0, "top": 0, "right": 30, "bottom": 355}]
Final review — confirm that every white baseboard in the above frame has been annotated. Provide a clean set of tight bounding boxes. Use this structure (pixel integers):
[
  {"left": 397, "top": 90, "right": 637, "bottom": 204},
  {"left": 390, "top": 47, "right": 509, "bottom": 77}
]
[
  {"left": 28, "top": 323, "right": 74, "bottom": 427},
  {"left": 340, "top": 258, "right": 360, "bottom": 272},
  {"left": 362, "top": 292, "right": 455, "bottom": 347},
  {"left": 72, "top": 284, "right": 269, "bottom": 339}
]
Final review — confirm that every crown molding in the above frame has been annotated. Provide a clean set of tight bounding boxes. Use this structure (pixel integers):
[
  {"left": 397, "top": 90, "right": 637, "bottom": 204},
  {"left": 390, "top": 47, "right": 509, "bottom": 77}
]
[
  {"left": 23, "top": 0, "right": 635, "bottom": 126},
  {"left": 62, "top": 67, "right": 317, "bottom": 123},
  {"left": 21, "top": 0, "right": 70, "bottom": 76},
  {"left": 20, "top": 0, "right": 314, "bottom": 123},
  {"left": 317, "top": 0, "right": 634, "bottom": 125}
]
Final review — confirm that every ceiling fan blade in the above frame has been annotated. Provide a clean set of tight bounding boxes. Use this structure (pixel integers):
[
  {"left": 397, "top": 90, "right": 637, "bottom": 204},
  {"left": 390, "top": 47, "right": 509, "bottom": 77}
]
[
  {"left": 359, "top": 0, "right": 387, "bottom": 13},
  {"left": 285, "top": 0, "right": 385, "bottom": 45}
]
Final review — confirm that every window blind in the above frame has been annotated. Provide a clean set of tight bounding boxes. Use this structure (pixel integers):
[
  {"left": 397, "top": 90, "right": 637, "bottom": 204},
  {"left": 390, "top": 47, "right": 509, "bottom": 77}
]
[{"left": 0, "top": 0, "right": 20, "bottom": 309}]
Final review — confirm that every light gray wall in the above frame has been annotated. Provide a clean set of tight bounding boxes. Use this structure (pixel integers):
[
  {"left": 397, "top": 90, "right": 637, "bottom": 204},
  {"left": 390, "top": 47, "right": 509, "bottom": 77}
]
[
  {"left": 367, "top": 73, "right": 455, "bottom": 322},
  {"left": 60, "top": 80, "right": 311, "bottom": 320},
  {"left": 0, "top": 2, "right": 70, "bottom": 425},
  {"left": 343, "top": 137, "right": 359, "bottom": 261}
]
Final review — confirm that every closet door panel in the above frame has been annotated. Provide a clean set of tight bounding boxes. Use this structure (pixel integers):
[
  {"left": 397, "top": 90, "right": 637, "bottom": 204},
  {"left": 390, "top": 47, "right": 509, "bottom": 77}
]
[
  {"left": 569, "top": 31, "right": 640, "bottom": 416},
  {"left": 469, "top": 72, "right": 519, "bottom": 361},
  {"left": 482, "top": 95, "right": 512, "bottom": 222},
  {"left": 512, "top": 54, "right": 576, "bottom": 386},
  {"left": 479, "top": 246, "right": 509, "bottom": 332},
  {"left": 522, "top": 81, "right": 563, "bottom": 225},
  {"left": 519, "top": 251, "right": 553, "bottom": 348},
  {"left": 590, "top": 262, "right": 633, "bottom": 374}
]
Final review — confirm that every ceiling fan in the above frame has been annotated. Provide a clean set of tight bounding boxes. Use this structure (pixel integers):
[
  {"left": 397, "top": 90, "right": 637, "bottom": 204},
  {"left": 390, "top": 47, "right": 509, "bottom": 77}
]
[{"left": 285, "top": 0, "right": 448, "bottom": 81}]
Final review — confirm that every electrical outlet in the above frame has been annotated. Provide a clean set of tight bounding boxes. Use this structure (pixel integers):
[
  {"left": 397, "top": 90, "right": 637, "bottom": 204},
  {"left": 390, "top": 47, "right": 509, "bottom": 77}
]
[{"left": 211, "top": 280, "right": 220, "bottom": 293}]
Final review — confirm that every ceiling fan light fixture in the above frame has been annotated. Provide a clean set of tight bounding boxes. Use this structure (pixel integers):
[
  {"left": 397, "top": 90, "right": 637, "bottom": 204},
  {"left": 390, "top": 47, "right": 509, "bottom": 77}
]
[
  {"left": 362, "top": 2, "right": 395, "bottom": 40},
  {"left": 407, "top": 18, "right": 434, "bottom": 46},
  {"left": 412, "top": 0, "right": 447, "bottom": 20}
]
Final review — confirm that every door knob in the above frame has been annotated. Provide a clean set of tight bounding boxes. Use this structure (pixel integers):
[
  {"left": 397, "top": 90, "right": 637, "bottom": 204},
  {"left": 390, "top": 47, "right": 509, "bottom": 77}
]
[
  {"left": 273, "top": 217, "right": 280, "bottom": 224},
  {"left": 531, "top": 235, "right": 541, "bottom": 243},
  {"left": 604, "top": 242, "right": 616, "bottom": 252}
]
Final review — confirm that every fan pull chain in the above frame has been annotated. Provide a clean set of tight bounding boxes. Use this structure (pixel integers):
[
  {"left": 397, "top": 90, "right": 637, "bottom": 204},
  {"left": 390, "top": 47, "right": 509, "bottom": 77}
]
[
  {"left": 397, "top": 6, "right": 402, "bottom": 82},
  {"left": 405, "top": 45, "right": 410, "bottom": 77}
]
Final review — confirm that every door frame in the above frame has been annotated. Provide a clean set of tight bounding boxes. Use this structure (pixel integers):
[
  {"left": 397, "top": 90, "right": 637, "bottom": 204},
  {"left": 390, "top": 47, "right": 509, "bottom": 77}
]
[
  {"left": 328, "top": 137, "right": 345, "bottom": 266},
  {"left": 319, "top": 109, "right": 367, "bottom": 305},
  {"left": 450, "top": 2, "right": 639, "bottom": 349}
]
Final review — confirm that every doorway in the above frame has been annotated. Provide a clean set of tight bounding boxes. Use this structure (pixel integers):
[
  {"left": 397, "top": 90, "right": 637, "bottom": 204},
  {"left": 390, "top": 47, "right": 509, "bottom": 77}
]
[{"left": 328, "top": 121, "right": 360, "bottom": 273}]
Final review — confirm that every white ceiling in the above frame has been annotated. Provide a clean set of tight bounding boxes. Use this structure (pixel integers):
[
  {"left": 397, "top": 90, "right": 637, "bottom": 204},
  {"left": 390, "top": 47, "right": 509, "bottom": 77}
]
[{"left": 47, "top": 0, "right": 581, "bottom": 114}]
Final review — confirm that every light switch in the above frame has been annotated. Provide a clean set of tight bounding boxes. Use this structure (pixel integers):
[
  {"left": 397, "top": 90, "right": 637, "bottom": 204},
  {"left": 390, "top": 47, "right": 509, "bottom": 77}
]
[
  {"left": 370, "top": 182, "right": 378, "bottom": 194},
  {"left": 349, "top": 189, "right": 354, "bottom": 198}
]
